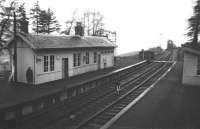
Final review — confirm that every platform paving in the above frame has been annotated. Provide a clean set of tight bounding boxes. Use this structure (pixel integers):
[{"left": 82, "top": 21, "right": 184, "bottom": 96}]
[
  {"left": 0, "top": 67, "right": 117, "bottom": 109},
  {"left": 109, "top": 62, "right": 200, "bottom": 129},
  {"left": 0, "top": 59, "right": 142, "bottom": 109}
]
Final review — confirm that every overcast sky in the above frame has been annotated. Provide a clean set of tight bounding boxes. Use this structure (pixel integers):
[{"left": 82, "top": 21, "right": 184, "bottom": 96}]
[{"left": 6, "top": 0, "right": 195, "bottom": 54}]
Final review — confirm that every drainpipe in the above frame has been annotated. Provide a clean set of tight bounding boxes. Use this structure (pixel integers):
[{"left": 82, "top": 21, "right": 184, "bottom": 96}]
[{"left": 13, "top": 12, "right": 17, "bottom": 82}]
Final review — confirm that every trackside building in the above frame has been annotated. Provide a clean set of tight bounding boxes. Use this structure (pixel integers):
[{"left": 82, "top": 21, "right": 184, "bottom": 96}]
[
  {"left": 7, "top": 32, "right": 116, "bottom": 85},
  {"left": 182, "top": 43, "right": 200, "bottom": 85}
]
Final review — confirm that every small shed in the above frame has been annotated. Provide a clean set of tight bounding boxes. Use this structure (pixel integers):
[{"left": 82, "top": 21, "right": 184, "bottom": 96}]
[
  {"left": 138, "top": 50, "right": 154, "bottom": 60},
  {"left": 182, "top": 43, "right": 200, "bottom": 85}
]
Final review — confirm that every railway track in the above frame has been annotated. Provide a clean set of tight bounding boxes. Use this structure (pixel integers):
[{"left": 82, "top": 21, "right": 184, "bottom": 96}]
[
  {"left": 41, "top": 54, "right": 174, "bottom": 129},
  {"left": 75, "top": 62, "right": 174, "bottom": 129},
  {"left": 17, "top": 62, "right": 152, "bottom": 129},
  {"left": 8, "top": 51, "right": 173, "bottom": 129}
]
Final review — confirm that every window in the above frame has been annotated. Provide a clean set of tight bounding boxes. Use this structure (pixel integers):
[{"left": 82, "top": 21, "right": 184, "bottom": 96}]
[
  {"left": 86, "top": 52, "right": 89, "bottom": 64},
  {"left": 197, "top": 56, "right": 200, "bottom": 75},
  {"left": 44, "top": 56, "right": 48, "bottom": 72},
  {"left": 94, "top": 52, "right": 97, "bottom": 63},
  {"left": 73, "top": 53, "right": 76, "bottom": 67},
  {"left": 78, "top": 53, "right": 81, "bottom": 66},
  {"left": 50, "top": 55, "right": 54, "bottom": 71},
  {"left": 73, "top": 53, "right": 81, "bottom": 67}
]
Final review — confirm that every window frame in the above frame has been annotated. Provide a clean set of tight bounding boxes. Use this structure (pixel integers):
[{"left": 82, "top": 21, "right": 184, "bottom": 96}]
[
  {"left": 86, "top": 52, "right": 89, "bottom": 64},
  {"left": 78, "top": 53, "right": 81, "bottom": 66},
  {"left": 73, "top": 53, "right": 81, "bottom": 67},
  {"left": 44, "top": 56, "right": 48, "bottom": 72},
  {"left": 50, "top": 55, "right": 55, "bottom": 71},
  {"left": 197, "top": 56, "right": 200, "bottom": 75},
  {"left": 73, "top": 53, "right": 77, "bottom": 67},
  {"left": 93, "top": 52, "right": 97, "bottom": 63}
]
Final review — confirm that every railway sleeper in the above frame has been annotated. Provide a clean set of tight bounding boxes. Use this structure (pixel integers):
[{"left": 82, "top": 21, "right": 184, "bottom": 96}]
[
  {"left": 120, "top": 101, "right": 130, "bottom": 105},
  {"left": 105, "top": 111, "right": 118, "bottom": 116},
  {"left": 87, "top": 123, "right": 101, "bottom": 129},
  {"left": 108, "top": 109, "right": 121, "bottom": 114},
  {"left": 112, "top": 106, "right": 125, "bottom": 110},
  {"left": 96, "top": 115, "right": 113, "bottom": 121},
  {"left": 117, "top": 103, "right": 127, "bottom": 107},
  {"left": 92, "top": 118, "right": 108, "bottom": 125}
]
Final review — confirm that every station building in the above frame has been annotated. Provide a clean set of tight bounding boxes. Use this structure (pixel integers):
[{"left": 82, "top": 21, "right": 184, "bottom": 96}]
[
  {"left": 182, "top": 43, "right": 200, "bottom": 85},
  {"left": 7, "top": 23, "right": 116, "bottom": 85}
]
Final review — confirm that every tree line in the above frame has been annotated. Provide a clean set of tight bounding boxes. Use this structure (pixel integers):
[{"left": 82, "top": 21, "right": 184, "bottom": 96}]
[
  {"left": 0, "top": 0, "right": 108, "bottom": 49},
  {"left": 187, "top": 0, "right": 200, "bottom": 45},
  {"left": 61, "top": 10, "right": 105, "bottom": 36}
]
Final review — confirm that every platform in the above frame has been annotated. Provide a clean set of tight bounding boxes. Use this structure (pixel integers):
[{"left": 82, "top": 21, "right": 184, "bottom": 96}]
[
  {"left": 109, "top": 62, "right": 200, "bottom": 129},
  {"left": 0, "top": 67, "right": 116, "bottom": 109},
  {"left": 0, "top": 59, "right": 144, "bottom": 109}
]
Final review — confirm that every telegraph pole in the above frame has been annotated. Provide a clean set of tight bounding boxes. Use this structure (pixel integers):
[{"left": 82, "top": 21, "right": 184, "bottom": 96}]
[{"left": 13, "top": 11, "right": 17, "bottom": 82}]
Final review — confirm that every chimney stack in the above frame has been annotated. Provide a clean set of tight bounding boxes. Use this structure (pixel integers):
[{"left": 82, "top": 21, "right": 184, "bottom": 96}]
[
  {"left": 19, "top": 20, "right": 29, "bottom": 33},
  {"left": 75, "top": 22, "right": 84, "bottom": 36}
]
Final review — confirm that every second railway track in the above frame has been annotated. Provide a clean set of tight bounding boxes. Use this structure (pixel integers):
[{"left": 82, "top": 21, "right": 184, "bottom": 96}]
[
  {"left": 75, "top": 61, "right": 174, "bottom": 129},
  {"left": 8, "top": 51, "right": 174, "bottom": 129},
  {"left": 43, "top": 53, "right": 174, "bottom": 129}
]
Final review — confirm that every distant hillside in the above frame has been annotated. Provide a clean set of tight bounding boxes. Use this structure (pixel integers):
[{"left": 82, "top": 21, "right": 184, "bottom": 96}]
[{"left": 118, "top": 51, "right": 139, "bottom": 57}]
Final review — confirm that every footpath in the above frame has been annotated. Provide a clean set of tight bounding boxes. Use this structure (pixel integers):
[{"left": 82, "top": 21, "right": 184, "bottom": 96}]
[{"left": 109, "top": 62, "right": 200, "bottom": 129}]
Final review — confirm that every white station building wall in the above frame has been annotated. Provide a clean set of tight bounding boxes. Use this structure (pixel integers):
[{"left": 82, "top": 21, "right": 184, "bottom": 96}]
[
  {"left": 33, "top": 49, "right": 114, "bottom": 84},
  {"left": 182, "top": 52, "right": 200, "bottom": 85}
]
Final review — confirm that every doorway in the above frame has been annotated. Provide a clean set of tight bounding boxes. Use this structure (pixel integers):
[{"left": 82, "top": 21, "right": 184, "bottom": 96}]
[
  {"left": 62, "top": 58, "right": 68, "bottom": 78},
  {"left": 98, "top": 54, "right": 101, "bottom": 70}
]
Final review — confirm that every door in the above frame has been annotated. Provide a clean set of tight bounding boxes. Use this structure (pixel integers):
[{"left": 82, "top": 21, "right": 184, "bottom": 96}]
[
  {"left": 62, "top": 58, "right": 68, "bottom": 78},
  {"left": 98, "top": 54, "right": 101, "bottom": 70}
]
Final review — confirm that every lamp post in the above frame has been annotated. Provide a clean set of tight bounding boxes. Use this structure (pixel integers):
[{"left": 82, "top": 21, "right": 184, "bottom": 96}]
[{"left": 13, "top": 11, "right": 17, "bottom": 82}]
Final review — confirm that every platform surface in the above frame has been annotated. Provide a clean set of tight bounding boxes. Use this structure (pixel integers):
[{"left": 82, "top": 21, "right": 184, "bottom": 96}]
[
  {"left": 0, "top": 59, "right": 143, "bottom": 109},
  {"left": 0, "top": 67, "right": 117, "bottom": 109},
  {"left": 109, "top": 62, "right": 200, "bottom": 129}
]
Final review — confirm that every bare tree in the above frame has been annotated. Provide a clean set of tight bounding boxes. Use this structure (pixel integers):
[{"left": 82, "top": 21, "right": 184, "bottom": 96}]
[
  {"left": 61, "top": 9, "right": 78, "bottom": 35},
  {"left": 83, "top": 10, "right": 104, "bottom": 36},
  {"left": 62, "top": 9, "right": 106, "bottom": 37},
  {"left": 0, "top": 0, "right": 17, "bottom": 48}
]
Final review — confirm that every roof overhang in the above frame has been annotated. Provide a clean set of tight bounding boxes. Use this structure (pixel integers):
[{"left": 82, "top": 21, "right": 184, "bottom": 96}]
[
  {"left": 6, "top": 33, "right": 36, "bottom": 50},
  {"left": 182, "top": 45, "right": 200, "bottom": 56},
  {"left": 35, "top": 46, "right": 115, "bottom": 53},
  {"left": 5, "top": 33, "right": 117, "bottom": 51}
]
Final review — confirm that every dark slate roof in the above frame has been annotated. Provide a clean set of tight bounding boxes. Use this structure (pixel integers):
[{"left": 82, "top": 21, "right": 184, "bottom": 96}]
[
  {"left": 181, "top": 42, "right": 200, "bottom": 55},
  {"left": 182, "top": 42, "right": 200, "bottom": 51},
  {"left": 16, "top": 33, "right": 116, "bottom": 50}
]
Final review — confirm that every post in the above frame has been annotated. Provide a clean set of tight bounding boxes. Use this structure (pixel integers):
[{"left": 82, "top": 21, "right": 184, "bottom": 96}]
[{"left": 13, "top": 12, "right": 17, "bottom": 82}]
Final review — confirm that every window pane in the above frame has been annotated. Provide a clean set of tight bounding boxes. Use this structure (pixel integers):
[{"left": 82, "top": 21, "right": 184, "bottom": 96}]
[
  {"left": 86, "top": 52, "right": 89, "bottom": 64},
  {"left": 197, "top": 56, "right": 200, "bottom": 75},
  {"left": 73, "top": 53, "right": 76, "bottom": 67},
  {"left": 78, "top": 53, "right": 81, "bottom": 66},
  {"left": 50, "top": 55, "right": 54, "bottom": 71},
  {"left": 44, "top": 56, "right": 48, "bottom": 72},
  {"left": 94, "top": 52, "right": 97, "bottom": 63}
]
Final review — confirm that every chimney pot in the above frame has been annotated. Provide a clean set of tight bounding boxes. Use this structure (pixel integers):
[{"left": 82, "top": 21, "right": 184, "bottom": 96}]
[
  {"left": 19, "top": 20, "right": 29, "bottom": 33},
  {"left": 75, "top": 22, "right": 84, "bottom": 36}
]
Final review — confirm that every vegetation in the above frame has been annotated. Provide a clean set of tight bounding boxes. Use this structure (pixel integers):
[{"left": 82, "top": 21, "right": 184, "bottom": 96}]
[
  {"left": 30, "top": 1, "right": 60, "bottom": 34},
  {"left": 30, "top": 1, "right": 40, "bottom": 34},
  {"left": 0, "top": 0, "right": 111, "bottom": 50},
  {"left": 0, "top": 0, "right": 17, "bottom": 48},
  {"left": 62, "top": 10, "right": 105, "bottom": 36},
  {"left": 39, "top": 8, "right": 60, "bottom": 34},
  {"left": 187, "top": 0, "right": 200, "bottom": 44}
]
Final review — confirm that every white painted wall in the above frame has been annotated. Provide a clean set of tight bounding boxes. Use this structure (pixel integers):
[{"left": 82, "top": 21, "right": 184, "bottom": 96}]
[
  {"left": 182, "top": 52, "right": 200, "bottom": 85},
  {"left": 35, "top": 48, "right": 115, "bottom": 84},
  {"left": 100, "top": 53, "right": 114, "bottom": 69},
  {"left": 16, "top": 40, "right": 35, "bottom": 84},
  {"left": 35, "top": 51, "right": 72, "bottom": 84}
]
